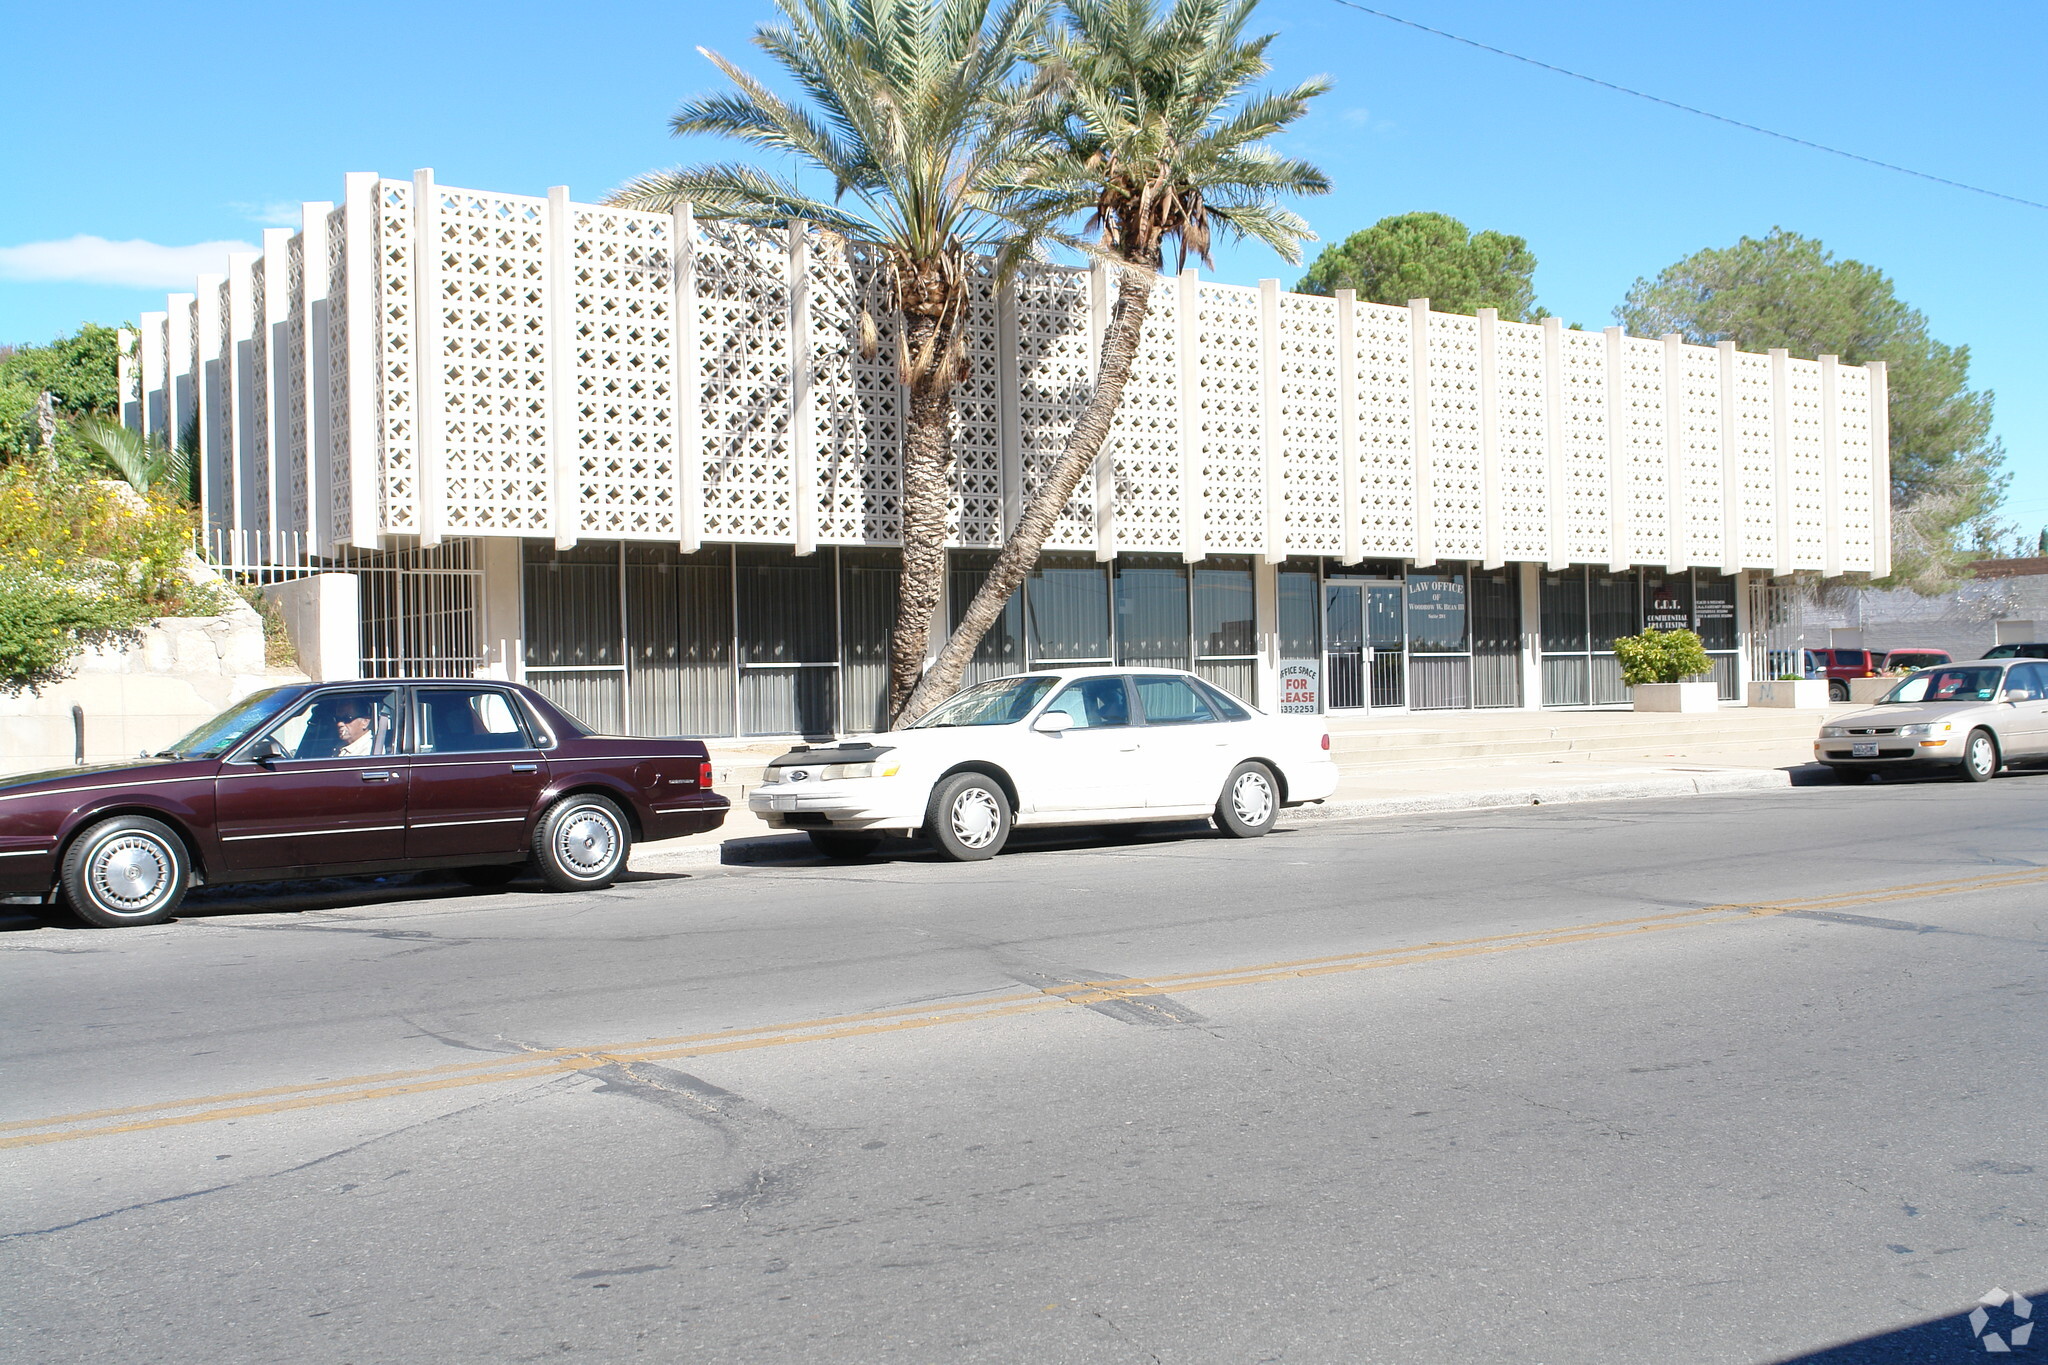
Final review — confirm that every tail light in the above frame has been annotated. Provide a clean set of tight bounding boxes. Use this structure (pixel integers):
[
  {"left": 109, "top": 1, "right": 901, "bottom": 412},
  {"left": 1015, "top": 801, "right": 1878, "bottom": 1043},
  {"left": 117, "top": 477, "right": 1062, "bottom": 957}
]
[
  {"left": 699, "top": 760, "right": 715, "bottom": 789},
  {"left": 1320, "top": 733, "right": 1331, "bottom": 751}
]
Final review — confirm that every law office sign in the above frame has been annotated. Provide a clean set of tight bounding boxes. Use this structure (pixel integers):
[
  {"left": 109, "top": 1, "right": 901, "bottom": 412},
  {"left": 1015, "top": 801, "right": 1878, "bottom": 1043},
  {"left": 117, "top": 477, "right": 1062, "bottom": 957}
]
[{"left": 1279, "top": 660, "right": 1321, "bottom": 714}]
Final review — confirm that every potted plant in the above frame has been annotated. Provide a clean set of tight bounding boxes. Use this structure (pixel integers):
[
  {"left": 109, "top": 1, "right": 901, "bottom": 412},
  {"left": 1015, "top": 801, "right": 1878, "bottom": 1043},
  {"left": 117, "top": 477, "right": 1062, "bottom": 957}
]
[{"left": 1614, "top": 628, "right": 1718, "bottom": 712}]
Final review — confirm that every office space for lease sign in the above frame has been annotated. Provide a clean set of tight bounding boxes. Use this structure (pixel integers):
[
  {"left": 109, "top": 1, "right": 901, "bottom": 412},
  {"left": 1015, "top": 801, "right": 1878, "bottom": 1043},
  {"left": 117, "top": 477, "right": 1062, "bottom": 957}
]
[{"left": 1279, "top": 660, "right": 1320, "bottom": 713}]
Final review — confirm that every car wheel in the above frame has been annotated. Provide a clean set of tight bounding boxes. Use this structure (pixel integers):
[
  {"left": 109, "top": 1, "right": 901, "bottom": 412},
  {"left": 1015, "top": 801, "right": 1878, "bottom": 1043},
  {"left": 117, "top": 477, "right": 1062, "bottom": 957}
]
[
  {"left": 532, "top": 794, "right": 630, "bottom": 891},
  {"left": 1958, "top": 729, "right": 1999, "bottom": 783},
  {"left": 1828, "top": 680, "right": 1849, "bottom": 702},
  {"left": 925, "top": 773, "right": 1011, "bottom": 862},
  {"left": 1214, "top": 761, "right": 1280, "bottom": 838},
  {"left": 59, "top": 815, "right": 190, "bottom": 928},
  {"left": 455, "top": 864, "right": 521, "bottom": 888},
  {"left": 808, "top": 831, "right": 880, "bottom": 861}
]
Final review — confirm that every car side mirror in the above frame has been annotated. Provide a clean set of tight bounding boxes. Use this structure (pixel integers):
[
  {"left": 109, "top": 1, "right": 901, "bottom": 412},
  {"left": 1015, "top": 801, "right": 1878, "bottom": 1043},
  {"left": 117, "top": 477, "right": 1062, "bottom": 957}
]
[
  {"left": 1032, "top": 711, "right": 1074, "bottom": 735},
  {"left": 250, "top": 736, "right": 286, "bottom": 765}
]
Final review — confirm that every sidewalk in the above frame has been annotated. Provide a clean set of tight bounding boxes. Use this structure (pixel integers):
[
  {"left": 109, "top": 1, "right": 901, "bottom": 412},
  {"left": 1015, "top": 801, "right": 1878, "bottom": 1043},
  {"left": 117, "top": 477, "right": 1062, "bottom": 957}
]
[{"left": 632, "top": 704, "right": 1840, "bottom": 872}]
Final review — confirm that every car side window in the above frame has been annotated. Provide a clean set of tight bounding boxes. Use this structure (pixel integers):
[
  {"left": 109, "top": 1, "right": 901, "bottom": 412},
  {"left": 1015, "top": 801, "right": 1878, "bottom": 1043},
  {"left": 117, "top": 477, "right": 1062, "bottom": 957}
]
[
  {"left": 261, "top": 689, "right": 401, "bottom": 760},
  {"left": 2008, "top": 663, "right": 2048, "bottom": 702},
  {"left": 1042, "top": 677, "right": 1131, "bottom": 729},
  {"left": 1197, "top": 680, "right": 1252, "bottom": 721},
  {"left": 1134, "top": 677, "right": 1215, "bottom": 726},
  {"left": 418, "top": 687, "right": 535, "bottom": 754}
]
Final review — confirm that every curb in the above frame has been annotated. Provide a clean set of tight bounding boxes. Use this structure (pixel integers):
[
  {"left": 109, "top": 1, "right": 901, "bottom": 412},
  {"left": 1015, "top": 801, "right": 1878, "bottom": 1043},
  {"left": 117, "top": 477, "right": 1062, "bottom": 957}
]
[{"left": 628, "top": 767, "right": 1795, "bottom": 874}]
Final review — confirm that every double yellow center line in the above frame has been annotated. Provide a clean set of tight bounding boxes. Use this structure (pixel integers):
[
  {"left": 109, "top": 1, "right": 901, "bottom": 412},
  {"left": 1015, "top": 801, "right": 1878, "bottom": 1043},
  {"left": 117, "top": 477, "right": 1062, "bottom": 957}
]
[{"left": 6, "top": 866, "right": 2042, "bottom": 1151}]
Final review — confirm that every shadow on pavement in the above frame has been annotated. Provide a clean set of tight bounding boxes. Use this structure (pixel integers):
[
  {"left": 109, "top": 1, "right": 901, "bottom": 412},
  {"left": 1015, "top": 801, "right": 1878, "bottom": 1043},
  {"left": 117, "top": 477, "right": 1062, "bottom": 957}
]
[{"left": 1767, "top": 1288, "right": 2040, "bottom": 1362}]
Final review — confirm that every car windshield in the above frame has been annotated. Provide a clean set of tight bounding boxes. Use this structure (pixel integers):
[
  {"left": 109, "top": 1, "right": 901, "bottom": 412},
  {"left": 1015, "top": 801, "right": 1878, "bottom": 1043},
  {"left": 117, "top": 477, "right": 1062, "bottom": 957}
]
[
  {"left": 1881, "top": 666, "right": 2006, "bottom": 704},
  {"left": 907, "top": 676, "right": 1057, "bottom": 728},
  {"left": 154, "top": 687, "right": 300, "bottom": 758}
]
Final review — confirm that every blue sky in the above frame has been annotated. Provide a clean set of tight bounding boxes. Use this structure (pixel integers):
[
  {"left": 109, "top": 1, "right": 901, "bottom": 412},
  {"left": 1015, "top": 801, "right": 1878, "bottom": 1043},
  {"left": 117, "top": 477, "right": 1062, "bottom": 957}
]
[{"left": 4, "top": 0, "right": 2040, "bottom": 538}]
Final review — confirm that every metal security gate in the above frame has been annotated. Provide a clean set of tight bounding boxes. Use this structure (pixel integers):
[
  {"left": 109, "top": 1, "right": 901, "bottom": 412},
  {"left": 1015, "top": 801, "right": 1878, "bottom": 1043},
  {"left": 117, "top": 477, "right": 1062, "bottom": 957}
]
[{"left": 204, "top": 531, "right": 486, "bottom": 679}]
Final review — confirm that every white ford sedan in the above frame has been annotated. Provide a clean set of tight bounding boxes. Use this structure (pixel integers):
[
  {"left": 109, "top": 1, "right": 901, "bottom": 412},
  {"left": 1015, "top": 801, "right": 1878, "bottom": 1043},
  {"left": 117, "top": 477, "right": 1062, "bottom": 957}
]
[{"left": 749, "top": 668, "right": 1339, "bottom": 861}]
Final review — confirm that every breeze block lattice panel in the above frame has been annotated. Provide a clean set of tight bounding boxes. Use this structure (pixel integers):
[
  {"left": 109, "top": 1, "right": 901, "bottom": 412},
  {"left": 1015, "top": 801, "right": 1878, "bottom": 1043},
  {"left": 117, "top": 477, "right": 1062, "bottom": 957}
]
[{"left": 151, "top": 171, "right": 1890, "bottom": 580}]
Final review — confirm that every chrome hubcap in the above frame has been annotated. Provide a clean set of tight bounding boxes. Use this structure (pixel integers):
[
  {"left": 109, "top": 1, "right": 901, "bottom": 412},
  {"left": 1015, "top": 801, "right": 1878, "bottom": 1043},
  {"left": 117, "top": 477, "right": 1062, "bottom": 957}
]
[
  {"left": 557, "top": 809, "right": 619, "bottom": 876},
  {"left": 950, "top": 788, "right": 1002, "bottom": 849},
  {"left": 90, "top": 836, "right": 173, "bottom": 914},
  {"left": 1971, "top": 737, "right": 1993, "bottom": 774},
  {"left": 1231, "top": 771, "right": 1275, "bottom": 827}
]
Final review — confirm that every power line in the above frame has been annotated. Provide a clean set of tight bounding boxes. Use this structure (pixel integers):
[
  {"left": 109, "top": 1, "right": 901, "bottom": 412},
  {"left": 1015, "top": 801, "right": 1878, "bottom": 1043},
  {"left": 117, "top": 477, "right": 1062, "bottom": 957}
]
[{"left": 1323, "top": 0, "right": 2048, "bottom": 213}]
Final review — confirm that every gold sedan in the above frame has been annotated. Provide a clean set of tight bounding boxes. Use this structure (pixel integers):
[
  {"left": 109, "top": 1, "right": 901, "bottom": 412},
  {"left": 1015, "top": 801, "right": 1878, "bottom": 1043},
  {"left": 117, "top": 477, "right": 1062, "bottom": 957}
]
[{"left": 1816, "top": 659, "right": 2048, "bottom": 783}]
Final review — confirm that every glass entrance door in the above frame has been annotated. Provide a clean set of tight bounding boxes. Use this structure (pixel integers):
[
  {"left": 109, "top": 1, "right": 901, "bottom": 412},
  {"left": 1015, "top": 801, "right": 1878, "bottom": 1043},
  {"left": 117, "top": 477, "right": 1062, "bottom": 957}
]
[
  {"left": 1324, "top": 583, "right": 1365, "bottom": 710},
  {"left": 1325, "top": 582, "right": 1406, "bottom": 710},
  {"left": 1366, "top": 583, "right": 1406, "bottom": 708}
]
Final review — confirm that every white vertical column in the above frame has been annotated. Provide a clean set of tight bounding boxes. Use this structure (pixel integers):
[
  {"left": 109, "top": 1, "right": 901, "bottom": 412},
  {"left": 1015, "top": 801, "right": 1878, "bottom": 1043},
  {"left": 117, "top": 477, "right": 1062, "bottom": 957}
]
[
  {"left": 1866, "top": 360, "right": 1891, "bottom": 578},
  {"left": 1518, "top": 561, "right": 1543, "bottom": 709},
  {"left": 302, "top": 202, "right": 334, "bottom": 555},
  {"left": 1602, "top": 325, "right": 1627, "bottom": 571},
  {"left": 166, "top": 294, "right": 196, "bottom": 480},
  {"left": 1334, "top": 288, "right": 1362, "bottom": 565},
  {"left": 1541, "top": 316, "right": 1565, "bottom": 571},
  {"left": 343, "top": 171, "right": 379, "bottom": 548},
  {"left": 263, "top": 228, "right": 294, "bottom": 546},
  {"left": 1768, "top": 346, "right": 1791, "bottom": 577},
  {"left": 1819, "top": 353, "right": 1841, "bottom": 578},
  {"left": 1733, "top": 569, "right": 1755, "bottom": 694},
  {"left": 1661, "top": 332, "right": 1685, "bottom": 571},
  {"left": 229, "top": 252, "right": 260, "bottom": 539},
  {"left": 995, "top": 272, "right": 1023, "bottom": 539},
  {"left": 1176, "top": 267, "right": 1204, "bottom": 565},
  {"left": 1476, "top": 307, "right": 1501, "bottom": 570},
  {"left": 672, "top": 204, "right": 702, "bottom": 554},
  {"left": 1716, "top": 340, "right": 1739, "bottom": 573},
  {"left": 117, "top": 329, "right": 138, "bottom": 431},
  {"left": 140, "top": 312, "right": 167, "bottom": 442},
  {"left": 194, "top": 276, "right": 225, "bottom": 537},
  {"left": 412, "top": 169, "right": 444, "bottom": 548},
  {"left": 1258, "top": 279, "right": 1285, "bottom": 565},
  {"left": 545, "top": 185, "right": 579, "bottom": 549},
  {"left": 1253, "top": 557, "right": 1281, "bottom": 710},
  {"left": 787, "top": 222, "right": 816, "bottom": 557},
  {"left": 1090, "top": 261, "right": 1115, "bottom": 561},
  {"left": 1408, "top": 298, "right": 1433, "bottom": 568}
]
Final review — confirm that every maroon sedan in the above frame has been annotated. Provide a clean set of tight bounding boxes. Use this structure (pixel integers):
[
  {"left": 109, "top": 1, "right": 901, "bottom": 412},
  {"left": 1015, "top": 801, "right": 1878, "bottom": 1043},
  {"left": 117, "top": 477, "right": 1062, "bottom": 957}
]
[{"left": 0, "top": 681, "right": 727, "bottom": 928}]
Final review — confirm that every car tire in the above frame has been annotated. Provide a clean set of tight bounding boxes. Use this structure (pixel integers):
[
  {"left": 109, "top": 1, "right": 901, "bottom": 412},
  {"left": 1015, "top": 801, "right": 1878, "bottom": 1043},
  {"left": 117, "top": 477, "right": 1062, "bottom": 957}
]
[
  {"left": 59, "top": 815, "right": 190, "bottom": 928},
  {"left": 455, "top": 864, "right": 521, "bottom": 888},
  {"left": 1214, "top": 761, "right": 1280, "bottom": 838},
  {"left": 532, "top": 794, "right": 630, "bottom": 891},
  {"left": 924, "top": 773, "right": 1011, "bottom": 862},
  {"left": 808, "top": 831, "right": 880, "bottom": 861},
  {"left": 1958, "top": 729, "right": 1999, "bottom": 783},
  {"left": 1828, "top": 680, "right": 1849, "bottom": 702}
]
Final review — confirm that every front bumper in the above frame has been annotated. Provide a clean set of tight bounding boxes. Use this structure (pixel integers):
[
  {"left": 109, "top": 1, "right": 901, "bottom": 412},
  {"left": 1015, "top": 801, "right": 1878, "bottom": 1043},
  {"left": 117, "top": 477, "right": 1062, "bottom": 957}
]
[
  {"left": 1815, "top": 735, "right": 1962, "bottom": 769},
  {"left": 747, "top": 779, "right": 924, "bottom": 833}
]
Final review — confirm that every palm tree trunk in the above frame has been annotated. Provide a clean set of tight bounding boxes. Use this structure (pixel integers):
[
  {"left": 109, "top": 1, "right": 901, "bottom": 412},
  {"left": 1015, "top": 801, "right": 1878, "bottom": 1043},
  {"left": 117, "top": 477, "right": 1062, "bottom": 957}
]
[
  {"left": 896, "top": 258, "right": 1157, "bottom": 724},
  {"left": 887, "top": 312, "right": 955, "bottom": 722}
]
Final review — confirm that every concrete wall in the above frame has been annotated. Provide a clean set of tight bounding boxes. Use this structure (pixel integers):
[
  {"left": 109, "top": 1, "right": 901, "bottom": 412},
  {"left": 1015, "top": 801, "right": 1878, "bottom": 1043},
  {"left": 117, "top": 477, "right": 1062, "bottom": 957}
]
[
  {"left": 261, "top": 574, "right": 361, "bottom": 681},
  {"left": 1793, "top": 569, "right": 2048, "bottom": 661},
  {"left": 0, "top": 600, "right": 306, "bottom": 776}
]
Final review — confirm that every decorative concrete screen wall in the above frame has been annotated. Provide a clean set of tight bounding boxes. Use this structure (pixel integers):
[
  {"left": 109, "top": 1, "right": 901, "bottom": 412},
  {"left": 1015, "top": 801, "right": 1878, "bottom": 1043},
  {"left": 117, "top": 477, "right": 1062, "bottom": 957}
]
[{"left": 129, "top": 170, "right": 1891, "bottom": 577}]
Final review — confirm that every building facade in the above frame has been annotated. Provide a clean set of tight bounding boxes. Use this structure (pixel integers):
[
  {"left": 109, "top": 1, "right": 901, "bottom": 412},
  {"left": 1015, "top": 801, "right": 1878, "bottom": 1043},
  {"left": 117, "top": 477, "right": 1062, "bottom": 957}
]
[{"left": 124, "top": 170, "right": 1892, "bottom": 737}]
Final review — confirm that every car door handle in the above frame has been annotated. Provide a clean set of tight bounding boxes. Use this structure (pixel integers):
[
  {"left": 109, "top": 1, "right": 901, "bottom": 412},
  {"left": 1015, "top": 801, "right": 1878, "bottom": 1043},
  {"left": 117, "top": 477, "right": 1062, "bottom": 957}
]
[
  {"left": 360, "top": 770, "right": 397, "bottom": 782},
  {"left": 510, "top": 763, "right": 538, "bottom": 773},
  {"left": 1119, "top": 742, "right": 1141, "bottom": 751}
]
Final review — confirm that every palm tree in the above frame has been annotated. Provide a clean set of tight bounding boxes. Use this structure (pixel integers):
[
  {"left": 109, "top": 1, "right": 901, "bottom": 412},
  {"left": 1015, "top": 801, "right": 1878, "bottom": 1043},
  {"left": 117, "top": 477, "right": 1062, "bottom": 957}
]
[
  {"left": 69, "top": 413, "right": 191, "bottom": 499},
  {"left": 609, "top": 0, "right": 1060, "bottom": 722},
  {"left": 899, "top": 0, "right": 1329, "bottom": 721}
]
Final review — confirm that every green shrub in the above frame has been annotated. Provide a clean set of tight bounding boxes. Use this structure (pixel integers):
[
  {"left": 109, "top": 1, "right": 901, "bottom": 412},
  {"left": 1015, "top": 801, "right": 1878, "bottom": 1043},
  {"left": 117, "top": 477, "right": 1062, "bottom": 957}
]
[
  {"left": 0, "top": 569, "right": 150, "bottom": 695},
  {"left": 1612, "top": 628, "right": 1714, "bottom": 687}
]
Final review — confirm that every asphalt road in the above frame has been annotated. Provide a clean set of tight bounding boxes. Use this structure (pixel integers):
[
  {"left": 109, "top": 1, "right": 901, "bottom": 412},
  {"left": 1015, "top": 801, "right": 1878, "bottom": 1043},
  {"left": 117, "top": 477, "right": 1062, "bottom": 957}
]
[{"left": 4, "top": 772, "right": 2046, "bottom": 1364}]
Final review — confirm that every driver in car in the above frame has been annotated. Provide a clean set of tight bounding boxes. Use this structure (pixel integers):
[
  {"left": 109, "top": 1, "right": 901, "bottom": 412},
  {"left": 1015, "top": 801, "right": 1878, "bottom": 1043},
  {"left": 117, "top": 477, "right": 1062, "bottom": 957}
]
[{"left": 335, "top": 701, "right": 376, "bottom": 757}]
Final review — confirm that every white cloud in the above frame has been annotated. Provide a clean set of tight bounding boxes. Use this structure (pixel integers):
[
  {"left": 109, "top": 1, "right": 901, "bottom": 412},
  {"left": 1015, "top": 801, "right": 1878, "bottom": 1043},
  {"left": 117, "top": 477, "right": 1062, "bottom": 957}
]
[{"left": 0, "top": 235, "right": 260, "bottom": 289}]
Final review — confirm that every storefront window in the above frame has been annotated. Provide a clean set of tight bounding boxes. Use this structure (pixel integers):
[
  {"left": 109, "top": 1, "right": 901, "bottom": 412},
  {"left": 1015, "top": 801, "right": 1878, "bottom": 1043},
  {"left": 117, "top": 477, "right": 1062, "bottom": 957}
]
[
  {"left": 1277, "top": 562, "right": 1321, "bottom": 660},
  {"left": 1027, "top": 554, "right": 1112, "bottom": 663},
  {"left": 948, "top": 551, "right": 1025, "bottom": 687},
  {"left": 1693, "top": 574, "right": 1737, "bottom": 651},
  {"left": 1405, "top": 571, "right": 1469, "bottom": 653},
  {"left": 1539, "top": 570, "right": 1588, "bottom": 652},
  {"left": 1193, "top": 555, "right": 1256, "bottom": 703},
  {"left": 1116, "top": 555, "right": 1191, "bottom": 668},
  {"left": 737, "top": 548, "right": 836, "bottom": 737}
]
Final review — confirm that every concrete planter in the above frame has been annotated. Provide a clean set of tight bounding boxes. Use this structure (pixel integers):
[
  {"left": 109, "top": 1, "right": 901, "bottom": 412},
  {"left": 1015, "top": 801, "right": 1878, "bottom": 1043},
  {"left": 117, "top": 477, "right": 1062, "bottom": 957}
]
[
  {"left": 1848, "top": 677, "right": 1897, "bottom": 704},
  {"left": 1747, "top": 679, "right": 1830, "bottom": 709},
  {"left": 1632, "top": 681, "right": 1720, "bottom": 713}
]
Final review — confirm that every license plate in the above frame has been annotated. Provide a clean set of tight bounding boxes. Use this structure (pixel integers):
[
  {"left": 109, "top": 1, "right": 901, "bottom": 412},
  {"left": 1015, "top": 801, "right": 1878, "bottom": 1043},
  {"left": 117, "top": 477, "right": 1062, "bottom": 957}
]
[{"left": 1852, "top": 741, "right": 1878, "bottom": 758}]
